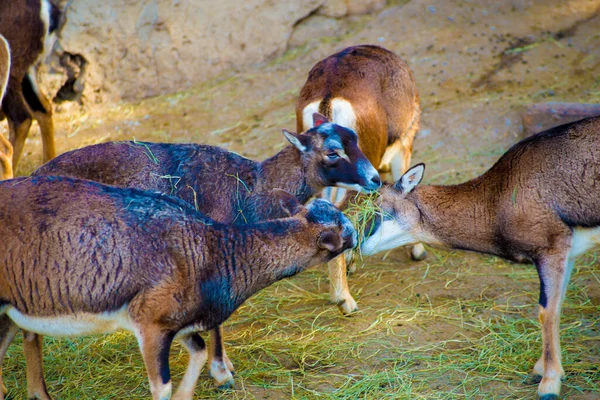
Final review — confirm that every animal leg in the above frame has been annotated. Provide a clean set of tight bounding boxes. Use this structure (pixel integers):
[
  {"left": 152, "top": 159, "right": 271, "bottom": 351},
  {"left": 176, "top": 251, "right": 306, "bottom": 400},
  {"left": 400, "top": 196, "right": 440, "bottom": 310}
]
[
  {"left": 208, "top": 326, "right": 234, "bottom": 389},
  {"left": 0, "top": 315, "right": 19, "bottom": 400},
  {"left": 0, "top": 134, "right": 13, "bottom": 180},
  {"left": 23, "top": 331, "right": 51, "bottom": 400},
  {"left": 3, "top": 81, "right": 33, "bottom": 170},
  {"left": 135, "top": 325, "right": 175, "bottom": 400},
  {"left": 23, "top": 73, "right": 55, "bottom": 163},
  {"left": 172, "top": 333, "right": 207, "bottom": 400},
  {"left": 531, "top": 253, "right": 574, "bottom": 399},
  {"left": 327, "top": 254, "right": 358, "bottom": 315}
]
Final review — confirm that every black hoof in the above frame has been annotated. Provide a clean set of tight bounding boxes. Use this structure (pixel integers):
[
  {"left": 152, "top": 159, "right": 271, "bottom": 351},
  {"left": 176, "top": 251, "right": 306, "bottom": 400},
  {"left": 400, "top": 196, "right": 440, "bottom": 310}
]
[
  {"left": 411, "top": 249, "right": 427, "bottom": 261},
  {"left": 538, "top": 394, "right": 559, "bottom": 400},
  {"left": 217, "top": 380, "right": 235, "bottom": 390},
  {"left": 524, "top": 373, "right": 543, "bottom": 385}
]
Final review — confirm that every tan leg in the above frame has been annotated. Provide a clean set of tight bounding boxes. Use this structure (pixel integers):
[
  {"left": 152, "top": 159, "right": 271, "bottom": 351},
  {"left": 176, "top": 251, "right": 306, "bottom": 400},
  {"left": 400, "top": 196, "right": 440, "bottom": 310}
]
[
  {"left": 0, "top": 315, "right": 19, "bottom": 400},
  {"left": 172, "top": 334, "right": 208, "bottom": 400},
  {"left": 8, "top": 117, "right": 32, "bottom": 171},
  {"left": 327, "top": 254, "right": 358, "bottom": 315},
  {"left": 533, "top": 255, "right": 572, "bottom": 399},
  {"left": 24, "top": 72, "right": 56, "bottom": 163},
  {"left": 135, "top": 325, "right": 174, "bottom": 400},
  {"left": 208, "top": 326, "right": 234, "bottom": 389},
  {"left": 0, "top": 134, "right": 12, "bottom": 180},
  {"left": 23, "top": 331, "right": 51, "bottom": 400},
  {"left": 33, "top": 110, "right": 55, "bottom": 163}
]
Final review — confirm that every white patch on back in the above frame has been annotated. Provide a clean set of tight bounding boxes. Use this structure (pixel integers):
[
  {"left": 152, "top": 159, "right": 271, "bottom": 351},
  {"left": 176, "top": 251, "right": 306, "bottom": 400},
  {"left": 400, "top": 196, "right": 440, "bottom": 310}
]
[
  {"left": 302, "top": 101, "right": 320, "bottom": 131},
  {"left": 360, "top": 219, "right": 416, "bottom": 256},
  {"left": 302, "top": 98, "right": 357, "bottom": 133},
  {"left": 330, "top": 98, "right": 357, "bottom": 132},
  {"left": 4, "top": 304, "right": 133, "bottom": 337},
  {"left": 570, "top": 226, "right": 600, "bottom": 258}
]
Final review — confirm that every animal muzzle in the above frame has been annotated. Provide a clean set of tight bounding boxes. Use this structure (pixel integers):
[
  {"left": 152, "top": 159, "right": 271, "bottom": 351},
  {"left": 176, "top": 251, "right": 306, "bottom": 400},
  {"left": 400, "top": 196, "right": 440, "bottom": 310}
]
[{"left": 359, "top": 162, "right": 382, "bottom": 192}]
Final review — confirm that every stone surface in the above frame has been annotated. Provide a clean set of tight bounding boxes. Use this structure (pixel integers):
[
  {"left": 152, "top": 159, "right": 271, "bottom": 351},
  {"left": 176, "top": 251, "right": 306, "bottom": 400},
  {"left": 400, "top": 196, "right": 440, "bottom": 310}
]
[{"left": 47, "top": 0, "right": 386, "bottom": 103}]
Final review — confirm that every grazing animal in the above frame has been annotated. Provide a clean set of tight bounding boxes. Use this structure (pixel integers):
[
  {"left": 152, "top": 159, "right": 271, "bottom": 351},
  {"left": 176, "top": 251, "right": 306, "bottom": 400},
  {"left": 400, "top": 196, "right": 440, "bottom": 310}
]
[
  {"left": 0, "top": 176, "right": 357, "bottom": 400},
  {"left": 296, "top": 44, "right": 424, "bottom": 314},
  {"left": 360, "top": 116, "right": 600, "bottom": 399},
  {"left": 0, "top": 0, "right": 60, "bottom": 172},
  {"left": 31, "top": 113, "right": 379, "bottom": 389},
  {"left": 0, "top": 34, "right": 12, "bottom": 180}
]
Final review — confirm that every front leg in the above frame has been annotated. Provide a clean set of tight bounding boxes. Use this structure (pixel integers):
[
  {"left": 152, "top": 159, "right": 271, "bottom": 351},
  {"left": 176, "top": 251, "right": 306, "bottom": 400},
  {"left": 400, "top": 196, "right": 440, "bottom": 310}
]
[
  {"left": 209, "top": 326, "right": 234, "bottom": 389},
  {"left": 172, "top": 333, "right": 208, "bottom": 400},
  {"left": 0, "top": 315, "right": 19, "bottom": 400},
  {"left": 531, "top": 253, "right": 574, "bottom": 399},
  {"left": 327, "top": 254, "right": 358, "bottom": 315},
  {"left": 22, "top": 331, "right": 51, "bottom": 400},
  {"left": 135, "top": 325, "right": 175, "bottom": 400}
]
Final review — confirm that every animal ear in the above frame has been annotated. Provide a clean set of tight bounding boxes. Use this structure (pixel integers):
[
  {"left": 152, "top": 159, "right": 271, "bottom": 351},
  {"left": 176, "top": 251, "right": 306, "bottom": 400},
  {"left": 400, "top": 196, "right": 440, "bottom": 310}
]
[
  {"left": 272, "top": 189, "right": 305, "bottom": 216},
  {"left": 393, "top": 163, "right": 425, "bottom": 195},
  {"left": 282, "top": 129, "right": 308, "bottom": 152},
  {"left": 318, "top": 230, "right": 343, "bottom": 252},
  {"left": 313, "top": 112, "right": 329, "bottom": 127}
]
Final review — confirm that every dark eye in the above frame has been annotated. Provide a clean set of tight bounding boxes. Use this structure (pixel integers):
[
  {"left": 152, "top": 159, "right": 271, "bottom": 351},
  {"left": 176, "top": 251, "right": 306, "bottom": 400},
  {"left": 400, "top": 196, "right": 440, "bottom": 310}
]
[{"left": 327, "top": 152, "right": 340, "bottom": 160}]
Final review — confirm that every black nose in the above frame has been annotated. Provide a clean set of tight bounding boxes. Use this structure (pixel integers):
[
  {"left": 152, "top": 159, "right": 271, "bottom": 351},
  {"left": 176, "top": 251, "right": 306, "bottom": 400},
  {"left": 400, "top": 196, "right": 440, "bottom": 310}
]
[{"left": 371, "top": 175, "right": 381, "bottom": 188}]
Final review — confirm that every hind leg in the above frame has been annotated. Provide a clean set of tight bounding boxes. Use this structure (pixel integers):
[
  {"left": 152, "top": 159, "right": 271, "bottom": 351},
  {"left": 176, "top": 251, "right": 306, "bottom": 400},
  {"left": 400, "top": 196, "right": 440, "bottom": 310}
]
[
  {"left": 23, "top": 331, "right": 51, "bottom": 400},
  {"left": 0, "top": 315, "right": 19, "bottom": 400},
  {"left": 172, "top": 333, "right": 208, "bottom": 400},
  {"left": 23, "top": 73, "right": 55, "bottom": 163},
  {"left": 3, "top": 80, "right": 33, "bottom": 170},
  {"left": 208, "top": 326, "right": 234, "bottom": 389},
  {"left": 0, "top": 133, "right": 13, "bottom": 180}
]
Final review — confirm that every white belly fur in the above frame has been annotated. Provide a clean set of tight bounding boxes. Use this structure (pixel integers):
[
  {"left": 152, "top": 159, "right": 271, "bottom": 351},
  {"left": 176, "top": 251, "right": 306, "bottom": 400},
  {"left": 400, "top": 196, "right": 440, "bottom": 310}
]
[
  {"left": 570, "top": 226, "right": 600, "bottom": 258},
  {"left": 4, "top": 304, "right": 134, "bottom": 337}
]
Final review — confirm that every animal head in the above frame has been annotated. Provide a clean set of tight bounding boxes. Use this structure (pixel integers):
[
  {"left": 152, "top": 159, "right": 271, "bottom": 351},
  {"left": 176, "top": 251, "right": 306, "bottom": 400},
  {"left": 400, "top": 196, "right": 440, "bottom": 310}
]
[
  {"left": 360, "top": 163, "right": 425, "bottom": 255},
  {"left": 282, "top": 113, "right": 380, "bottom": 193},
  {"left": 273, "top": 189, "right": 357, "bottom": 260}
]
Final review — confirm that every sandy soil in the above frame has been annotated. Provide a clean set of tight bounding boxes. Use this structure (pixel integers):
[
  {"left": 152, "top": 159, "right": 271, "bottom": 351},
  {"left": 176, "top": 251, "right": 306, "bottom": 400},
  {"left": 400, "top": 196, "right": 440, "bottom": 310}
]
[{"left": 2, "top": 0, "right": 599, "bottom": 399}]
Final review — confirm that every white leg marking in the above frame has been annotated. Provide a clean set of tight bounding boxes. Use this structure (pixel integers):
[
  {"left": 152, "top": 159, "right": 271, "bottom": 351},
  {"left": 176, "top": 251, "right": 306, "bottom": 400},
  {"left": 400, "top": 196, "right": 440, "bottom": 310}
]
[
  {"left": 172, "top": 349, "right": 207, "bottom": 400},
  {"left": 330, "top": 98, "right": 357, "bottom": 132},
  {"left": 302, "top": 101, "right": 320, "bottom": 131}
]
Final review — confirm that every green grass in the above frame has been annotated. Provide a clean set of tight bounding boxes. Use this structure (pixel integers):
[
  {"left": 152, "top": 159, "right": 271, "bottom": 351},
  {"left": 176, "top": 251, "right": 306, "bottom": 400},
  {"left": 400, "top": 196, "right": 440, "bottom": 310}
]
[{"left": 3, "top": 249, "right": 598, "bottom": 399}]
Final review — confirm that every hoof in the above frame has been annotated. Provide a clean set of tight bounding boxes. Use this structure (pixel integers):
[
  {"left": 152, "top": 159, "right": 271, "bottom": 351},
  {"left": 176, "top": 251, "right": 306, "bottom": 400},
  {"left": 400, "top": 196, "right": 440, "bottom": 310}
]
[
  {"left": 411, "top": 244, "right": 427, "bottom": 261},
  {"left": 525, "top": 373, "right": 543, "bottom": 385},
  {"left": 538, "top": 394, "right": 559, "bottom": 400},
  {"left": 336, "top": 297, "right": 358, "bottom": 315},
  {"left": 216, "top": 379, "right": 235, "bottom": 390}
]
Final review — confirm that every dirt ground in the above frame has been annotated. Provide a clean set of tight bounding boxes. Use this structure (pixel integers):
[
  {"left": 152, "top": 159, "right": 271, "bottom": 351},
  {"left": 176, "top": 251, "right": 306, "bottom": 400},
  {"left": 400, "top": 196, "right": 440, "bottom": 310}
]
[{"left": 2, "top": 0, "right": 599, "bottom": 399}]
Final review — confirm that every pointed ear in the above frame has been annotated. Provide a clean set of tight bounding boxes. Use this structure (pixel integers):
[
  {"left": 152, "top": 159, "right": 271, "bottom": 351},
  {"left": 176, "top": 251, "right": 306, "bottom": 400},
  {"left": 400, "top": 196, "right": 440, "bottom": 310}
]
[
  {"left": 313, "top": 112, "right": 329, "bottom": 127},
  {"left": 393, "top": 163, "right": 425, "bottom": 196},
  {"left": 282, "top": 129, "right": 308, "bottom": 152},
  {"left": 318, "top": 230, "right": 343, "bottom": 252},
  {"left": 272, "top": 189, "right": 305, "bottom": 216}
]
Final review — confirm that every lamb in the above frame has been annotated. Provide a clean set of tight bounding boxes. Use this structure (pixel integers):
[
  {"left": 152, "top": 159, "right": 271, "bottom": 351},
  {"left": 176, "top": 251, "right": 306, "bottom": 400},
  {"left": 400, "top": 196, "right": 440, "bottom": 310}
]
[
  {"left": 30, "top": 112, "right": 379, "bottom": 389},
  {"left": 360, "top": 116, "right": 600, "bottom": 399},
  {"left": 0, "top": 176, "right": 357, "bottom": 400},
  {"left": 0, "top": 0, "right": 60, "bottom": 172},
  {"left": 296, "top": 45, "right": 425, "bottom": 314}
]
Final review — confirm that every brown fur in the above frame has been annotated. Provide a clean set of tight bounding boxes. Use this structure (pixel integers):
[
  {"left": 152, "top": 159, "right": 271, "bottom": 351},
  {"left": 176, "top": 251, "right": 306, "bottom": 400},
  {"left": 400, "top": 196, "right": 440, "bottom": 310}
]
[
  {"left": 296, "top": 45, "right": 423, "bottom": 314},
  {"left": 0, "top": 176, "right": 356, "bottom": 400},
  {"left": 29, "top": 120, "right": 376, "bottom": 393},
  {"left": 0, "top": 0, "right": 58, "bottom": 172},
  {"left": 363, "top": 116, "right": 600, "bottom": 399}
]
